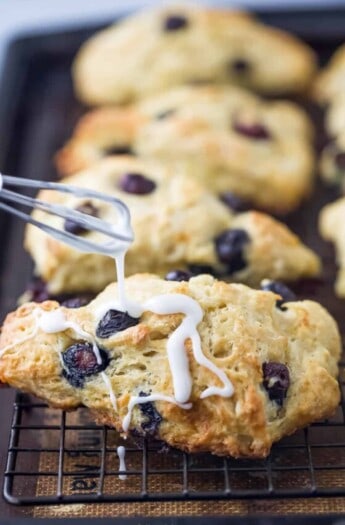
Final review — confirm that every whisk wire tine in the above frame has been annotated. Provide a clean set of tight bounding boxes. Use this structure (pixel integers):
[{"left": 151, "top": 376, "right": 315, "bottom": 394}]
[
  {"left": 2, "top": 175, "right": 129, "bottom": 213},
  {"left": 0, "top": 188, "right": 133, "bottom": 242},
  {"left": 0, "top": 201, "right": 123, "bottom": 256},
  {"left": 0, "top": 173, "right": 134, "bottom": 254}
]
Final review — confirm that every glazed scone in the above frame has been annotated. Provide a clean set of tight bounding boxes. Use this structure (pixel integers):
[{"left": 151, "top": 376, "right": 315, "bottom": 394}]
[
  {"left": 314, "top": 44, "right": 345, "bottom": 105},
  {"left": 0, "top": 274, "right": 340, "bottom": 458},
  {"left": 56, "top": 85, "right": 315, "bottom": 213},
  {"left": 25, "top": 156, "right": 320, "bottom": 294},
  {"left": 320, "top": 197, "right": 345, "bottom": 297},
  {"left": 73, "top": 5, "right": 317, "bottom": 105}
]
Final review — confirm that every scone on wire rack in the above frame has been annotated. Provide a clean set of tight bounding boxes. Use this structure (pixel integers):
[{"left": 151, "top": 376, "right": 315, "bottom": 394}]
[
  {"left": 72, "top": 4, "right": 317, "bottom": 105},
  {"left": 56, "top": 85, "right": 315, "bottom": 214},
  {"left": 320, "top": 197, "right": 345, "bottom": 297},
  {"left": 0, "top": 274, "right": 340, "bottom": 458},
  {"left": 25, "top": 156, "right": 320, "bottom": 295}
]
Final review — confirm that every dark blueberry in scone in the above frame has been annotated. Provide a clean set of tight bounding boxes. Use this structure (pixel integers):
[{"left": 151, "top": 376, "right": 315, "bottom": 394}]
[
  {"left": 64, "top": 202, "right": 99, "bottom": 235},
  {"left": 233, "top": 121, "right": 271, "bottom": 140},
  {"left": 262, "top": 362, "right": 290, "bottom": 406},
  {"left": 261, "top": 280, "right": 296, "bottom": 311},
  {"left": 215, "top": 229, "right": 250, "bottom": 274},
  {"left": 155, "top": 109, "right": 176, "bottom": 120},
  {"left": 163, "top": 14, "right": 189, "bottom": 31},
  {"left": 96, "top": 309, "right": 139, "bottom": 339},
  {"left": 138, "top": 392, "right": 162, "bottom": 436},
  {"left": 60, "top": 296, "right": 91, "bottom": 309},
  {"left": 188, "top": 264, "right": 217, "bottom": 277},
  {"left": 62, "top": 342, "right": 109, "bottom": 388},
  {"left": 118, "top": 173, "right": 156, "bottom": 195},
  {"left": 102, "top": 144, "right": 133, "bottom": 156},
  {"left": 335, "top": 151, "right": 345, "bottom": 170},
  {"left": 165, "top": 269, "right": 192, "bottom": 282},
  {"left": 230, "top": 58, "right": 251, "bottom": 74},
  {"left": 219, "top": 192, "right": 251, "bottom": 212}
]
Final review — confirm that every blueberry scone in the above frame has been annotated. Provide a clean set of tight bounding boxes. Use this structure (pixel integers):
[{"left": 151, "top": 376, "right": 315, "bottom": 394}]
[
  {"left": 73, "top": 5, "right": 316, "bottom": 105},
  {"left": 0, "top": 274, "right": 340, "bottom": 458},
  {"left": 320, "top": 197, "right": 345, "bottom": 297},
  {"left": 56, "top": 85, "right": 315, "bottom": 213},
  {"left": 25, "top": 156, "right": 320, "bottom": 294}
]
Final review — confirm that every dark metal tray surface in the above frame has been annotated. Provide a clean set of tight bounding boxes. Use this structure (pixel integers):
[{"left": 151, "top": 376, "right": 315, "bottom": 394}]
[{"left": 1, "top": 6, "right": 345, "bottom": 519}]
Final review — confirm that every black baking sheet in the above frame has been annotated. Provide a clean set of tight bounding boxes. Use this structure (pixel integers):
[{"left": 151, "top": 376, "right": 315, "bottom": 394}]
[{"left": 1, "top": 6, "right": 345, "bottom": 521}]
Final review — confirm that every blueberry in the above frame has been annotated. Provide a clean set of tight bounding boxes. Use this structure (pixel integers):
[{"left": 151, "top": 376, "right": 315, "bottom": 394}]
[
  {"left": 64, "top": 202, "right": 99, "bottom": 235},
  {"left": 62, "top": 342, "right": 109, "bottom": 388},
  {"left": 262, "top": 362, "right": 290, "bottom": 406},
  {"left": 163, "top": 15, "right": 188, "bottom": 31},
  {"left": 215, "top": 229, "right": 250, "bottom": 274},
  {"left": 102, "top": 145, "right": 133, "bottom": 156},
  {"left": 230, "top": 58, "right": 251, "bottom": 74},
  {"left": 60, "top": 296, "right": 91, "bottom": 309},
  {"left": 261, "top": 280, "right": 296, "bottom": 311},
  {"left": 219, "top": 192, "right": 251, "bottom": 212},
  {"left": 233, "top": 121, "right": 271, "bottom": 140},
  {"left": 118, "top": 173, "right": 156, "bottom": 195},
  {"left": 335, "top": 151, "right": 345, "bottom": 170},
  {"left": 138, "top": 392, "right": 162, "bottom": 436},
  {"left": 155, "top": 109, "right": 175, "bottom": 120},
  {"left": 165, "top": 269, "right": 192, "bottom": 282},
  {"left": 96, "top": 309, "right": 139, "bottom": 339}
]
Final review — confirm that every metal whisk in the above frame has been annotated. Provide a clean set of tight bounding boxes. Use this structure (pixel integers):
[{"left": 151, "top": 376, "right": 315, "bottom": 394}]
[{"left": 0, "top": 174, "right": 133, "bottom": 255}]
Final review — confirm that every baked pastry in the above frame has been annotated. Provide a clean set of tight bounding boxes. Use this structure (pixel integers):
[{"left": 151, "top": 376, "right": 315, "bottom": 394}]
[
  {"left": 72, "top": 5, "right": 316, "bottom": 105},
  {"left": 56, "top": 85, "right": 315, "bottom": 214},
  {"left": 25, "top": 156, "right": 320, "bottom": 294},
  {"left": 319, "top": 197, "right": 345, "bottom": 297},
  {"left": 0, "top": 274, "right": 340, "bottom": 458}
]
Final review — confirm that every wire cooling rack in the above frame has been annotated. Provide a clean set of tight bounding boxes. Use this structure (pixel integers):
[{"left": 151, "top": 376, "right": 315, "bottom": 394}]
[{"left": 3, "top": 362, "right": 345, "bottom": 506}]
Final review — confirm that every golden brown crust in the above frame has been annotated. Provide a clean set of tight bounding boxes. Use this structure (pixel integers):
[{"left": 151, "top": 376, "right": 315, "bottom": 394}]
[
  {"left": 72, "top": 5, "right": 317, "bottom": 105},
  {"left": 0, "top": 274, "right": 340, "bottom": 458},
  {"left": 25, "top": 156, "right": 320, "bottom": 294}
]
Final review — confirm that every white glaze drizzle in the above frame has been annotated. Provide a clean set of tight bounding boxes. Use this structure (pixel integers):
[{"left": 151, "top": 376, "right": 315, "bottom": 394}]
[
  {"left": 37, "top": 309, "right": 102, "bottom": 364},
  {"left": 122, "top": 393, "right": 192, "bottom": 432},
  {"left": 145, "top": 294, "right": 233, "bottom": 402},
  {"left": 0, "top": 173, "right": 3, "bottom": 192},
  {"left": 116, "top": 445, "right": 127, "bottom": 481},
  {"left": 95, "top": 254, "right": 143, "bottom": 320},
  {"left": 101, "top": 371, "right": 117, "bottom": 411}
]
